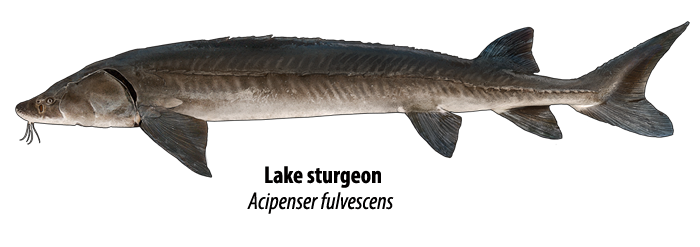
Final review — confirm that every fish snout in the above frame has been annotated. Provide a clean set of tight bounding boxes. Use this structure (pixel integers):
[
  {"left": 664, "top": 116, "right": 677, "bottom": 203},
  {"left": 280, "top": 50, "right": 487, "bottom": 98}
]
[
  {"left": 15, "top": 96, "right": 64, "bottom": 124},
  {"left": 16, "top": 99, "right": 33, "bottom": 122}
]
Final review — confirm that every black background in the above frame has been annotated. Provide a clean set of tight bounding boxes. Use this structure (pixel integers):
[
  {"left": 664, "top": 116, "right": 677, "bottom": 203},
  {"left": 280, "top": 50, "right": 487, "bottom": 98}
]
[{"left": 15, "top": 22, "right": 690, "bottom": 178}]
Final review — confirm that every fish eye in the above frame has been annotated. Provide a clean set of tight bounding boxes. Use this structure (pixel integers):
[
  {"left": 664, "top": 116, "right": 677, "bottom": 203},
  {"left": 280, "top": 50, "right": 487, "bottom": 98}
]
[{"left": 46, "top": 98, "right": 55, "bottom": 105}]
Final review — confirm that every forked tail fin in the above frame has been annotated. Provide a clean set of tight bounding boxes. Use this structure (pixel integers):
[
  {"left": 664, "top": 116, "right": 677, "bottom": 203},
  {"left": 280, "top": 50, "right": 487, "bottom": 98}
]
[{"left": 572, "top": 22, "right": 688, "bottom": 137}]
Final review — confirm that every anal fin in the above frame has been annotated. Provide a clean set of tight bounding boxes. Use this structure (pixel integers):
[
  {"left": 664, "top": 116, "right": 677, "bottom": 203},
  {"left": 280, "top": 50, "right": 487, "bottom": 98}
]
[
  {"left": 406, "top": 111, "right": 462, "bottom": 158},
  {"left": 139, "top": 106, "right": 211, "bottom": 177},
  {"left": 496, "top": 106, "right": 562, "bottom": 139}
]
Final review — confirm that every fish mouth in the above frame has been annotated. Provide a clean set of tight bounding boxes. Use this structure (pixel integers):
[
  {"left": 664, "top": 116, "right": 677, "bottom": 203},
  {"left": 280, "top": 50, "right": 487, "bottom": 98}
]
[{"left": 15, "top": 101, "right": 39, "bottom": 144}]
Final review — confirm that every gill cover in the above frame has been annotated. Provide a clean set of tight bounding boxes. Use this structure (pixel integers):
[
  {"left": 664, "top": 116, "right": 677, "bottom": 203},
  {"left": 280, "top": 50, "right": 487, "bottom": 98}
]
[{"left": 60, "top": 70, "right": 138, "bottom": 127}]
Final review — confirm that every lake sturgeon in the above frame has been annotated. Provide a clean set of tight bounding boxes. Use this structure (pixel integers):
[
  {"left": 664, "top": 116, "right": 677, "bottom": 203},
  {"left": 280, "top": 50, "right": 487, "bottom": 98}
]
[{"left": 15, "top": 22, "right": 689, "bottom": 177}]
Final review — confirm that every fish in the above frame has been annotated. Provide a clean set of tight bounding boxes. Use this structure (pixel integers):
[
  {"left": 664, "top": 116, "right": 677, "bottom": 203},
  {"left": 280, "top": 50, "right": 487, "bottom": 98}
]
[{"left": 15, "top": 22, "right": 688, "bottom": 177}]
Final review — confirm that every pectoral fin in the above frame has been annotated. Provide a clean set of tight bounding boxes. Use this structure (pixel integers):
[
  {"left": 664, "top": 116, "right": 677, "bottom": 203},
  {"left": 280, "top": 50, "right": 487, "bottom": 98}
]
[
  {"left": 139, "top": 106, "right": 211, "bottom": 177},
  {"left": 496, "top": 106, "right": 562, "bottom": 139},
  {"left": 406, "top": 111, "right": 462, "bottom": 158}
]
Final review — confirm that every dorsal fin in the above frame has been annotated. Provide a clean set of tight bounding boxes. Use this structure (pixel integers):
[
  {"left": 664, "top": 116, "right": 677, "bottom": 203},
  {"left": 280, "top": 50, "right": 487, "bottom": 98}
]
[{"left": 476, "top": 27, "right": 540, "bottom": 74}]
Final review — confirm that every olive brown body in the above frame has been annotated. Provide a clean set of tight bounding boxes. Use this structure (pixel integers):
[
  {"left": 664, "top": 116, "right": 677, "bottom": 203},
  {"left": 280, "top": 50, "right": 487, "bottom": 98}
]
[{"left": 15, "top": 23, "right": 688, "bottom": 176}]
